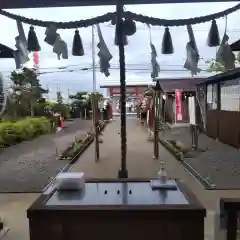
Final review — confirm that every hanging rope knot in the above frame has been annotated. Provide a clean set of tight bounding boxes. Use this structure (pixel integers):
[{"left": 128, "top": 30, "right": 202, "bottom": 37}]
[
  {"left": 123, "top": 18, "right": 136, "bottom": 36},
  {"left": 111, "top": 17, "right": 116, "bottom": 25}
]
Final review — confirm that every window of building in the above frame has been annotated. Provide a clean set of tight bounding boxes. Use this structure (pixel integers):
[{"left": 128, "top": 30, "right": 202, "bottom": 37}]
[
  {"left": 207, "top": 84, "right": 212, "bottom": 110},
  {"left": 221, "top": 78, "right": 240, "bottom": 111},
  {"left": 207, "top": 84, "right": 218, "bottom": 110},
  {"left": 212, "top": 84, "right": 218, "bottom": 109}
]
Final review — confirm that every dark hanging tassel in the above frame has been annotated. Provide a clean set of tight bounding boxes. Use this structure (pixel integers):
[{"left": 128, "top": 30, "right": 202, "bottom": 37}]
[
  {"left": 72, "top": 30, "right": 84, "bottom": 56},
  {"left": 162, "top": 27, "right": 174, "bottom": 54},
  {"left": 114, "top": 25, "right": 128, "bottom": 46},
  {"left": 111, "top": 17, "right": 116, "bottom": 25},
  {"left": 123, "top": 19, "right": 136, "bottom": 36},
  {"left": 27, "top": 26, "right": 41, "bottom": 52},
  {"left": 207, "top": 20, "right": 220, "bottom": 47},
  {"left": 0, "top": 43, "right": 14, "bottom": 58}
]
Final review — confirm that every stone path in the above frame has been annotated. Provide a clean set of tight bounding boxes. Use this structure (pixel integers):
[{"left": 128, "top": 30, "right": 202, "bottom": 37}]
[
  {"left": 71, "top": 119, "right": 240, "bottom": 240},
  {"left": 160, "top": 125, "right": 240, "bottom": 189},
  {"left": 71, "top": 119, "right": 160, "bottom": 178},
  {"left": 1, "top": 119, "right": 240, "bottom": 240},
  {"left": 0, "top": 119, "right": 91, "bottom": 192}
]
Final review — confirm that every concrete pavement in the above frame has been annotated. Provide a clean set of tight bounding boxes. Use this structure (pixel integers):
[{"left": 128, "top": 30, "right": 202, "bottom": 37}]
[
  {"left": 0, "top": 119, "right": 240, "bottom": 239},
  {"left": 71, "top": 119, "right": 240, "bottom": 240}
]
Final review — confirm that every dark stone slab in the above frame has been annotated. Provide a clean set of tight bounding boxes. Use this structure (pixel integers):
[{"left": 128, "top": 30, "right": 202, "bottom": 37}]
[
  {"left": 46, "top": 180, "right": 188, "bottom": 206},
  {"left": 27, "top": 179, "right": 206, "bottom": 240}
]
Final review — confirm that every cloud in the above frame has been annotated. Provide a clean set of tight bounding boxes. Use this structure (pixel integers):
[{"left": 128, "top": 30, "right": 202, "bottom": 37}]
[{"left": 0, "top": 2, "right": 239, "bottom": 99}]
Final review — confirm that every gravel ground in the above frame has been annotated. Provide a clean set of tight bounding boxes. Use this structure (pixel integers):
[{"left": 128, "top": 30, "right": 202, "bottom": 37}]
[
  {"left": 160, "top": 125, "right": 240, "bottom": 189},
  {"left": 0, "top": 119, "right": 91, "bottom": 193}
]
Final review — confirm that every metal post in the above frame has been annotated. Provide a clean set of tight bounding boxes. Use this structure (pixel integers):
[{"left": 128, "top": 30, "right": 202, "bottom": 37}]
[
  {"left": 92, "top": 25, "right": 100, "bottom": 161},
  {"left": 116, "top": 2, "right": 128, "bottom": 178}
]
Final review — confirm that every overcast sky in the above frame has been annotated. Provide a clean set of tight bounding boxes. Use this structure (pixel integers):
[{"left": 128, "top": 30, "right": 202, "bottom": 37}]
[{"left": 0, "top": 2, "right": 239, "bottom": 99}]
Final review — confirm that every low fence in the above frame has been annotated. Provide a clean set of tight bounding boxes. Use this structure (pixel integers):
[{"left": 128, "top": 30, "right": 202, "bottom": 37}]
[{"left": 206, "top": 110, "right": 240, "bottom": 148}]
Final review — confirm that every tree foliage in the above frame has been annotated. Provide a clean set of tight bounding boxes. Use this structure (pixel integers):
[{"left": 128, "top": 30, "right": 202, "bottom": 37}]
[
  {"left": 69, "top": 91, "right": 103, "bottom": 119},
  {"left": 206, "top": 52, "right": 240, "bottom": 73},
  {"left": 4, "top": 68, "right": 48, "bottom": 118}
]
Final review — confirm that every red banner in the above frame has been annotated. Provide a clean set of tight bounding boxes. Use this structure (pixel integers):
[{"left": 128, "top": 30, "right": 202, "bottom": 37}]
[
  {"left": 33, "top": 51, "right": 40, "bottom": 76},
  {"left": 175, "top": 89, "right": 183, "bottom": 121}
]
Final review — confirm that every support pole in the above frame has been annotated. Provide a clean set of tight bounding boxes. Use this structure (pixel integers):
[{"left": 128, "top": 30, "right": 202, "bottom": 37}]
[
  {"left": 153, "top": 92, "right": 159, "bottom": 159},
  {"left": 153, "top": 81, "right": 162, "bottom": 159},
  {"left": 152, "top": 90, "right": 157, "bottom": 158},
  {"left": 116, "top": 2, "right": 128, "bottom": 178},
  {"left": 92, "top": 25, "right": 100, "bottom": 161}
]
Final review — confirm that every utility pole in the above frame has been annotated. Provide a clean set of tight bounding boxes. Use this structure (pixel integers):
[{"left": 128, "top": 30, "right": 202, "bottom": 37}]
[
  {"left": 92, "top": 25, "right": 100, "bottom": 161},
  {"left": 67, "top": 88, "right": 70, "bottom": 104},
  {"left": 46, "top": 84, "right": 50, "bottom": 100}
]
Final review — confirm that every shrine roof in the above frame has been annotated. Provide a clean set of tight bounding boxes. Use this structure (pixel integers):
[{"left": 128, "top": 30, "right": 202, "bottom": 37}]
[
  {"left": 154, "top": 77, "right": 206, "bottom": 92},
  {"left": 198, "top": 67, "right": 240, "bottom": 85},
  {"left": 100, "top": 77, "right": 207, "bottom": 92}
]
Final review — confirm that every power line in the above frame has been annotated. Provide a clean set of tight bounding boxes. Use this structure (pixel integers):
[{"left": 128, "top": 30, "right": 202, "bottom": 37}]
[
  {"left": 103, "top": 23, "right": 240, "bottom": 32},
  {"left": 0, "top": 63, "right": 211, "bottom": 73},
  {"left": 2, "top": 65, "right": 212, "bottom": 76},
  {"left": 24, "top": 67, "right": 212, "bottom": 75}
]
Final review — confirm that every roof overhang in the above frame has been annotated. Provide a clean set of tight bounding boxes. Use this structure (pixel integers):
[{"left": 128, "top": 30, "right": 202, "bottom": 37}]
[
  {"left": 0, "top": 0, "right": 237, "bottom": 9},
  {"left": 153, "top": 77, "right": 206, "bottom": 92},
  {"left": 198, "top": 67, "right": 240, "bottom": 85},
  {"left": 230, "top": 39, "right": 240, "bottom": 52}
]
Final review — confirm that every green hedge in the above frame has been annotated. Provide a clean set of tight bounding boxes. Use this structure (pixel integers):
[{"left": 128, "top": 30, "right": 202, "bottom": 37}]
[{"left": 0, "top": 117, "right": 51, "bottom": 147}]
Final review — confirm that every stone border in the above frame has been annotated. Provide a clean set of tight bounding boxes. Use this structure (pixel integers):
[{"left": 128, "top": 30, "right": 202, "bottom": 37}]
[
  {"left": 58, "top": 134, "right": 93, "bottom": 160},
  {"left": 137, "top": 120, "right": 183, "bottom": 161},
  {"left": 59, "top": 120, "right": 107, "bottom": 162},
  {"left": 43, "top": 121, "right": 108, "bottom": 192},
  {"left": 159, "top": 136, "right": 214, "bottom": 190},
  {"left": 138, "top": 120, "right": 214, "bottom": 190},
  {"left": 159, "top": 139, "right": 184, "bottom": 161}
]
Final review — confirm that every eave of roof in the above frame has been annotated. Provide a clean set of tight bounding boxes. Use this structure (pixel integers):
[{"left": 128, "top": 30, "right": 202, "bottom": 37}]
[{"left": 198, "top": 68, "right": 240, "bottom": 85}]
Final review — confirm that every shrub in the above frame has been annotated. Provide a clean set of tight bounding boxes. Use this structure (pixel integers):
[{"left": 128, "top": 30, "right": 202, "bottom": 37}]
[
  {"left": 0, "top": 117, "right": 51, "bottom": 147},
  {"left": 52, "top": 103, "right": 70, "bottom": 119}
]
